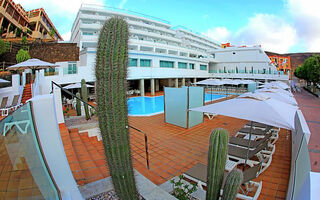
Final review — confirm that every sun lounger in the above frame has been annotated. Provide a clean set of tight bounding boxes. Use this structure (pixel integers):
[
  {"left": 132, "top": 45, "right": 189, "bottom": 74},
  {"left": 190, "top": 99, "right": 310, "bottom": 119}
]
[
  {"left": 229, "top": 131, "right": 272, "bottom": 149},
  {"left": 0, "top": 97, "right": 8, "bottom": 116},
  {"left": 183, "top": 163, "right": 262, "bottom": 200},
  {"left": 236, "top": 127, "right": 279, "bottom": 145},
  {"left": 204, "top": 112, "right": 217, "bottom": 120},
  {"left": 0, "top": 97, "right": 8, "bottom": 109},
  {"left": 228, "top": 141, "right": 272, "bottom": 173},
  {"left": 229, "top": 132, "right": 276, "bottom": 155}
]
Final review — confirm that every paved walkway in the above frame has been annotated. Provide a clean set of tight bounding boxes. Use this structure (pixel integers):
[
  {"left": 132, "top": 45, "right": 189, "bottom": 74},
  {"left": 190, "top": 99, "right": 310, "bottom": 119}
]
[{"left": 294, "top": 89, "right": 320, "bottom": 172}]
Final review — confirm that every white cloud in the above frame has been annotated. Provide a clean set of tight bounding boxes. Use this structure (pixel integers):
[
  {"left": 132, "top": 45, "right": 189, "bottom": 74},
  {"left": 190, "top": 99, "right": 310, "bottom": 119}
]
[
  {"left": 119, "top": 0, "right": 128, "bottom": 9},
  {"left": 204, "top": 14, "right": 298, "bottom": 53},
  {"left": 204, "top": 27, "right": 232, "bottom": 43},
  {"left": 233, "top": 14, "right": 298, "bottom": 53},
  {"left": 287, "top": 0, "right": 320, "bottom": 51},
  {"left": 62, "top": 31, "right": 71, "bottom": 41}
]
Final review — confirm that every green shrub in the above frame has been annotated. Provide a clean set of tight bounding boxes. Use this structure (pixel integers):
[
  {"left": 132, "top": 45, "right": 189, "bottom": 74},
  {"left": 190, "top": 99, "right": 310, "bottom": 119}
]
[
  {"left": 0, "top": 39, "right": 10, "bottom": 55},
  {"left": 16, "top": 49, "right": 30, "bottom": 63}
]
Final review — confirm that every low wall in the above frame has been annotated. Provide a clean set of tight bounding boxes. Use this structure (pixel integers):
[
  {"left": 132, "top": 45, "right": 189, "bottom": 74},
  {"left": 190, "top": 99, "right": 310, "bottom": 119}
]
[{"left": 286, "top": 110, "right": 312, "bottom": 200}]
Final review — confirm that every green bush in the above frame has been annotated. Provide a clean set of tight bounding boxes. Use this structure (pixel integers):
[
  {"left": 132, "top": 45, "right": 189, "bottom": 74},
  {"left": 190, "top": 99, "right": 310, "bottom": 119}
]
[
  {"left": 0, "top": 39, "right": 10, "bottom": 55},
  {"left": 16, "top": 49, "right": 30, "bottom": 63}
]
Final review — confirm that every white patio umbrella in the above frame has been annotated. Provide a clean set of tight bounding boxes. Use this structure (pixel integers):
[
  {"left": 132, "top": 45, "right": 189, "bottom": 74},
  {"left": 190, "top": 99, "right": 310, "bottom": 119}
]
[
  {"left": 254, "top": 90, "right": 298, "bottom": 106},
  {"left": 63, "top": 82, "right": 94, "bottom": 89},
  {"left": 190, "top": 92, "right": 298, "bottom": 130},
  {"left": 195, "top": 79, "right": 224, "bottom": 86},
  {"left": 190, "top": 92, "right": 298, "bottom": 169},
  {"left": 261, "top": 81, "right": 290, "bottom": 90},
  {"left": 7, "top": 58, "right": 58, "bottom": 70},
  {"left": 256, "top": 88, "right": 293, "bottom": 97},
  {"left": 0, "top": 78, "right": 10, "bottom": 83}
]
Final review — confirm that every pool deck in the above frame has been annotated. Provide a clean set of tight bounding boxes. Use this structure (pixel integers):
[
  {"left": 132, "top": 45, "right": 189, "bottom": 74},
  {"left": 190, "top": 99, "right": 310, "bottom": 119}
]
[
  {"left": 294, "top": 88, "right": 320, "bottom": 172},
  {"left": 60, "top": 95, "right": 290, "bottom": 200}
]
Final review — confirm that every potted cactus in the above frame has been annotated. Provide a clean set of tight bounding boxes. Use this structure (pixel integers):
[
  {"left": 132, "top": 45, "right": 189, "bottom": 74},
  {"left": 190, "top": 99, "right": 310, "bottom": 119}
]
[{"left": 95, "top": 17, "right": 138, "bottom": 199}]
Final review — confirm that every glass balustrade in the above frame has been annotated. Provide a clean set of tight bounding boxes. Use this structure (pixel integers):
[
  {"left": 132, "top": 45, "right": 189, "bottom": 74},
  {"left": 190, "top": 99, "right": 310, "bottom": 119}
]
[{"left": 0, "top": 103, "right": 60, "bottom": 200}]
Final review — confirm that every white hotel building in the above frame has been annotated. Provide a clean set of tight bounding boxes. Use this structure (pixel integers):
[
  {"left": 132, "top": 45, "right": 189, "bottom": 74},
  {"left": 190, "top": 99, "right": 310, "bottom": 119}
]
[{"left": 40, "top": 4, "right": 289, "bottom": 95}]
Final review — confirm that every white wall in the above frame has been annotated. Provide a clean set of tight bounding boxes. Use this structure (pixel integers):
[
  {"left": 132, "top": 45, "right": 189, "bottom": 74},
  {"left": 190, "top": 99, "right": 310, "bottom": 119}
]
[{"left": 31, "top": 95, "right": 83, "bottom": 200}]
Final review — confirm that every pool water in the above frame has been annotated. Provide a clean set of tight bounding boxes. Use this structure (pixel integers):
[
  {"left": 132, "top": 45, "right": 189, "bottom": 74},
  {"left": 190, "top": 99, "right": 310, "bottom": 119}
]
[{"left": 127, "top": 94, "right": 225, "bottom": 116}]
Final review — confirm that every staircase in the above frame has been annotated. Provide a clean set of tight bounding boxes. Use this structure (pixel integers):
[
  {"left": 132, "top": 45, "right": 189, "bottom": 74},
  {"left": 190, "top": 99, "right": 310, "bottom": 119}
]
[
  {"left": 58, "top": 124, "right": 110, "bottom": 186},
  {"left": 21, "top": 84, "right": 32, "bottom": 104}
]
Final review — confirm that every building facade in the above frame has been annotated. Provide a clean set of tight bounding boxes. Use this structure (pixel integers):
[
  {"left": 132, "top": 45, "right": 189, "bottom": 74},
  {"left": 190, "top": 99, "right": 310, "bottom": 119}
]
[
  {"left": 268, "top": 55, "right": 291, "bottom": 78},
  {"left": 39, "top": 4, "right": 288, "bottom": 95},
  {"left": 0, "top": 0, "right": 62, "bottom": 40}
]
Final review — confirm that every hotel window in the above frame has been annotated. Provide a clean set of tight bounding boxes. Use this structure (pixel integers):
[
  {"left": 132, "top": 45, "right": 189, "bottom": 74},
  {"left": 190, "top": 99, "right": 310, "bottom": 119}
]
[
  {"left": 189, "top": 63, "right": 195, "bottom": 69},
  {"left": 178, "top": 62, "right": 187, "bottom": 69},
  {"left": 160, "top": 61, "right": 174, "bottom": 68},
  {"left": 67, "top": 63, "right": 77, "bottom": 74},
  {"left": 128, "top": 58, "right": 137, "bottom": 67},
  {"left": 140, "top": 59, "right": 151, "bottom": 67},
  {"left": 44, "top": 68, "right": 59, "bottom": 76},
  {"left": 200, "top": 65, "right": 207, "bottom": 70},
  {"left": 82, "top": 32, "right": 93, "bottom": 35}
]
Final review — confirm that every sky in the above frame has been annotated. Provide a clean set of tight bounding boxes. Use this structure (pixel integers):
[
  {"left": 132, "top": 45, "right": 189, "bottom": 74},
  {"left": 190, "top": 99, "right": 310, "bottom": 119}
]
[{"left": 15, "top": 0, "right": 320, "bottom": 54}]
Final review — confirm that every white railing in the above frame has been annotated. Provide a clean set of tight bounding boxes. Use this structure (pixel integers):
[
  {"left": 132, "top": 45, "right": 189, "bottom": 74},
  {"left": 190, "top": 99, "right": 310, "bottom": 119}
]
[{"left": 210, "top": 72, "right": 289, "bottom": 80}]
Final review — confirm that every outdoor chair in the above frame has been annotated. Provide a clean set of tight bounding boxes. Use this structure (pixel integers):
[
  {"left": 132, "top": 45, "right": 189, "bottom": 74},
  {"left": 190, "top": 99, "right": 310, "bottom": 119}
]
[
  {"left": 204, "top": 112, "right": 217, "bottom": 120},
  {"left": 9, "top": 95, "right": 21, "bottom": 111},
  {"left": 228, "top": 141, "right": 272, "bottom": 173},
  {"left": 236, "top": 126, "right": 279, "bottom": 145},
  {"left": 182, "top": 163, "right": 262, "bottom": 200},
  {"left": 0, "top": 97, "right": 8, "bottom": 109},
  {"left": 229, "top": 131, "right": 276, "bottom": 155},
  {"left": 0, "top": 97, "right": 8, "bottom": 116}
]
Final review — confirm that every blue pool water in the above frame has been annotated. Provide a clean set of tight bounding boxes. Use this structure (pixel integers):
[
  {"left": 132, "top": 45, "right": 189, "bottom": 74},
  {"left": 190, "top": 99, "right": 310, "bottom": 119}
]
[{"left": 128, "top": 94, "right": 225, "bottom": 116}]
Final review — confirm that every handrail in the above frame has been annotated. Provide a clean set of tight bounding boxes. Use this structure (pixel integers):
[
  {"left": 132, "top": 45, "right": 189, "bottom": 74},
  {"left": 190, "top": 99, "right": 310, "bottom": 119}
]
[
  {"left": 128, "top": 125, "right": 150, "bottom": 169},
  {"left": 51, "top": 81, "right": 150, "bottom": 169},
  {"left": 51, "top": 81, "right": 95, "bottom": 110}
]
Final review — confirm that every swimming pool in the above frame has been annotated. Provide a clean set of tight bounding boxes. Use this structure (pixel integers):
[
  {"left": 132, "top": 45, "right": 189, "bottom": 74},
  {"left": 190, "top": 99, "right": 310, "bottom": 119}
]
[{"left": 128, "top": 93, "right": 226, "bottom": 116}]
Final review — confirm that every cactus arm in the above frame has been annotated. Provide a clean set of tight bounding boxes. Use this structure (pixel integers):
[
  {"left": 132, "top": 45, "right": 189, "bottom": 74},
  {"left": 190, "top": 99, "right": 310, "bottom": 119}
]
[{"left": 221, "top": 169, "right": 243, "bottom": 200}]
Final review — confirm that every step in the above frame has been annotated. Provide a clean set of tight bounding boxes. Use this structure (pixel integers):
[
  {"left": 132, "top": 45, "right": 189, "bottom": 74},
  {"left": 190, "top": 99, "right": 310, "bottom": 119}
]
[
  {"left": 58, "top": 124, "right": 86, "bottom": 186},
  {"left": 69, "top": 128, "right": 105, "bottom": 184},
  {"left": 79, "top": 133, "right": 109, "bottom": 178}
]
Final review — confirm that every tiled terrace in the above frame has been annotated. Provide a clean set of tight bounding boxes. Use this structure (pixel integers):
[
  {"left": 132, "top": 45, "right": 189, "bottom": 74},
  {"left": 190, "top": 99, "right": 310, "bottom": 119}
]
[
  {"left": 60, "top": 112, "right": 291, "bottom": 200},
  {"left": 294, "top": 88, "right": 320, "bottom": 172}
]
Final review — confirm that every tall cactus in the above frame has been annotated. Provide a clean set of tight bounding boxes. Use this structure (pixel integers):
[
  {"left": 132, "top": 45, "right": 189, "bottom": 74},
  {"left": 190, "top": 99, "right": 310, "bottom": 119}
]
[
  {"left": 206, "top": 128, "right": 228, "bottom": 200},
  {"left": 76, "top": 92, "right": 81, "bottom": 116},
  {"left": 81, "top": 79, "right": 90, "bottom": 120},
  {"left": 95, "top": 17, "right": 138, "bottom": 199},
  {"left": 221, "top": 169, "right": 243, "bottom": 200}
]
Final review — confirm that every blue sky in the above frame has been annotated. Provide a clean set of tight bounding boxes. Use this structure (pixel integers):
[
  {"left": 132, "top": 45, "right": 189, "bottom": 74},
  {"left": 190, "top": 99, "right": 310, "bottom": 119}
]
[{"left": 16, "top": 0, "right": 320, "bottom": 53}]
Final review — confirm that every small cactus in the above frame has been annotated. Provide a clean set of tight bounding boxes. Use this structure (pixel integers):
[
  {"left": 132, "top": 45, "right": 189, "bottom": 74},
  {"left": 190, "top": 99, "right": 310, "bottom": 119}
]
[
  {"left": 76, "top": 92, "right": 81, "bottom": 116},
  {"left": 81, "top": 79, "right": 90, "bottom": 120},
  {"left": 206, "top": 128, "right": 228, "bottom": 200},
  {"left": 221, "top": 169, "right": 243, "bottom": 200}
]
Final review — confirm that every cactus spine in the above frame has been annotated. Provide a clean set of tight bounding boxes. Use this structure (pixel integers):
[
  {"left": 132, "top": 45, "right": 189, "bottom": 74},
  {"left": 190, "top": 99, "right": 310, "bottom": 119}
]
[
  {"left": 206, "top": 128, "right": 228, "bottom": 200},
  {"left": 76, "top": 92, "right": 81, "bottom": 116},
  {"left": 95, "top": 17, "right": 138, "bottom": 199},
  {"left": 81, "top": 79, "right": 90, "bottom": 120},
  {"left": 221, "top": 169, "right": 243, "bottom": 200}
]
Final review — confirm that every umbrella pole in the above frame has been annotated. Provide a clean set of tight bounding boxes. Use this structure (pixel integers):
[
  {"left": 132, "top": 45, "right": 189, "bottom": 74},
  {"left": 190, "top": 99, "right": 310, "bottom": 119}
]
[
  {"left": 243, "top": 121, "right": 253, "bottom": 171},
  {"left": 211, "top": 85, "right": 212, "bottom": 102}
]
